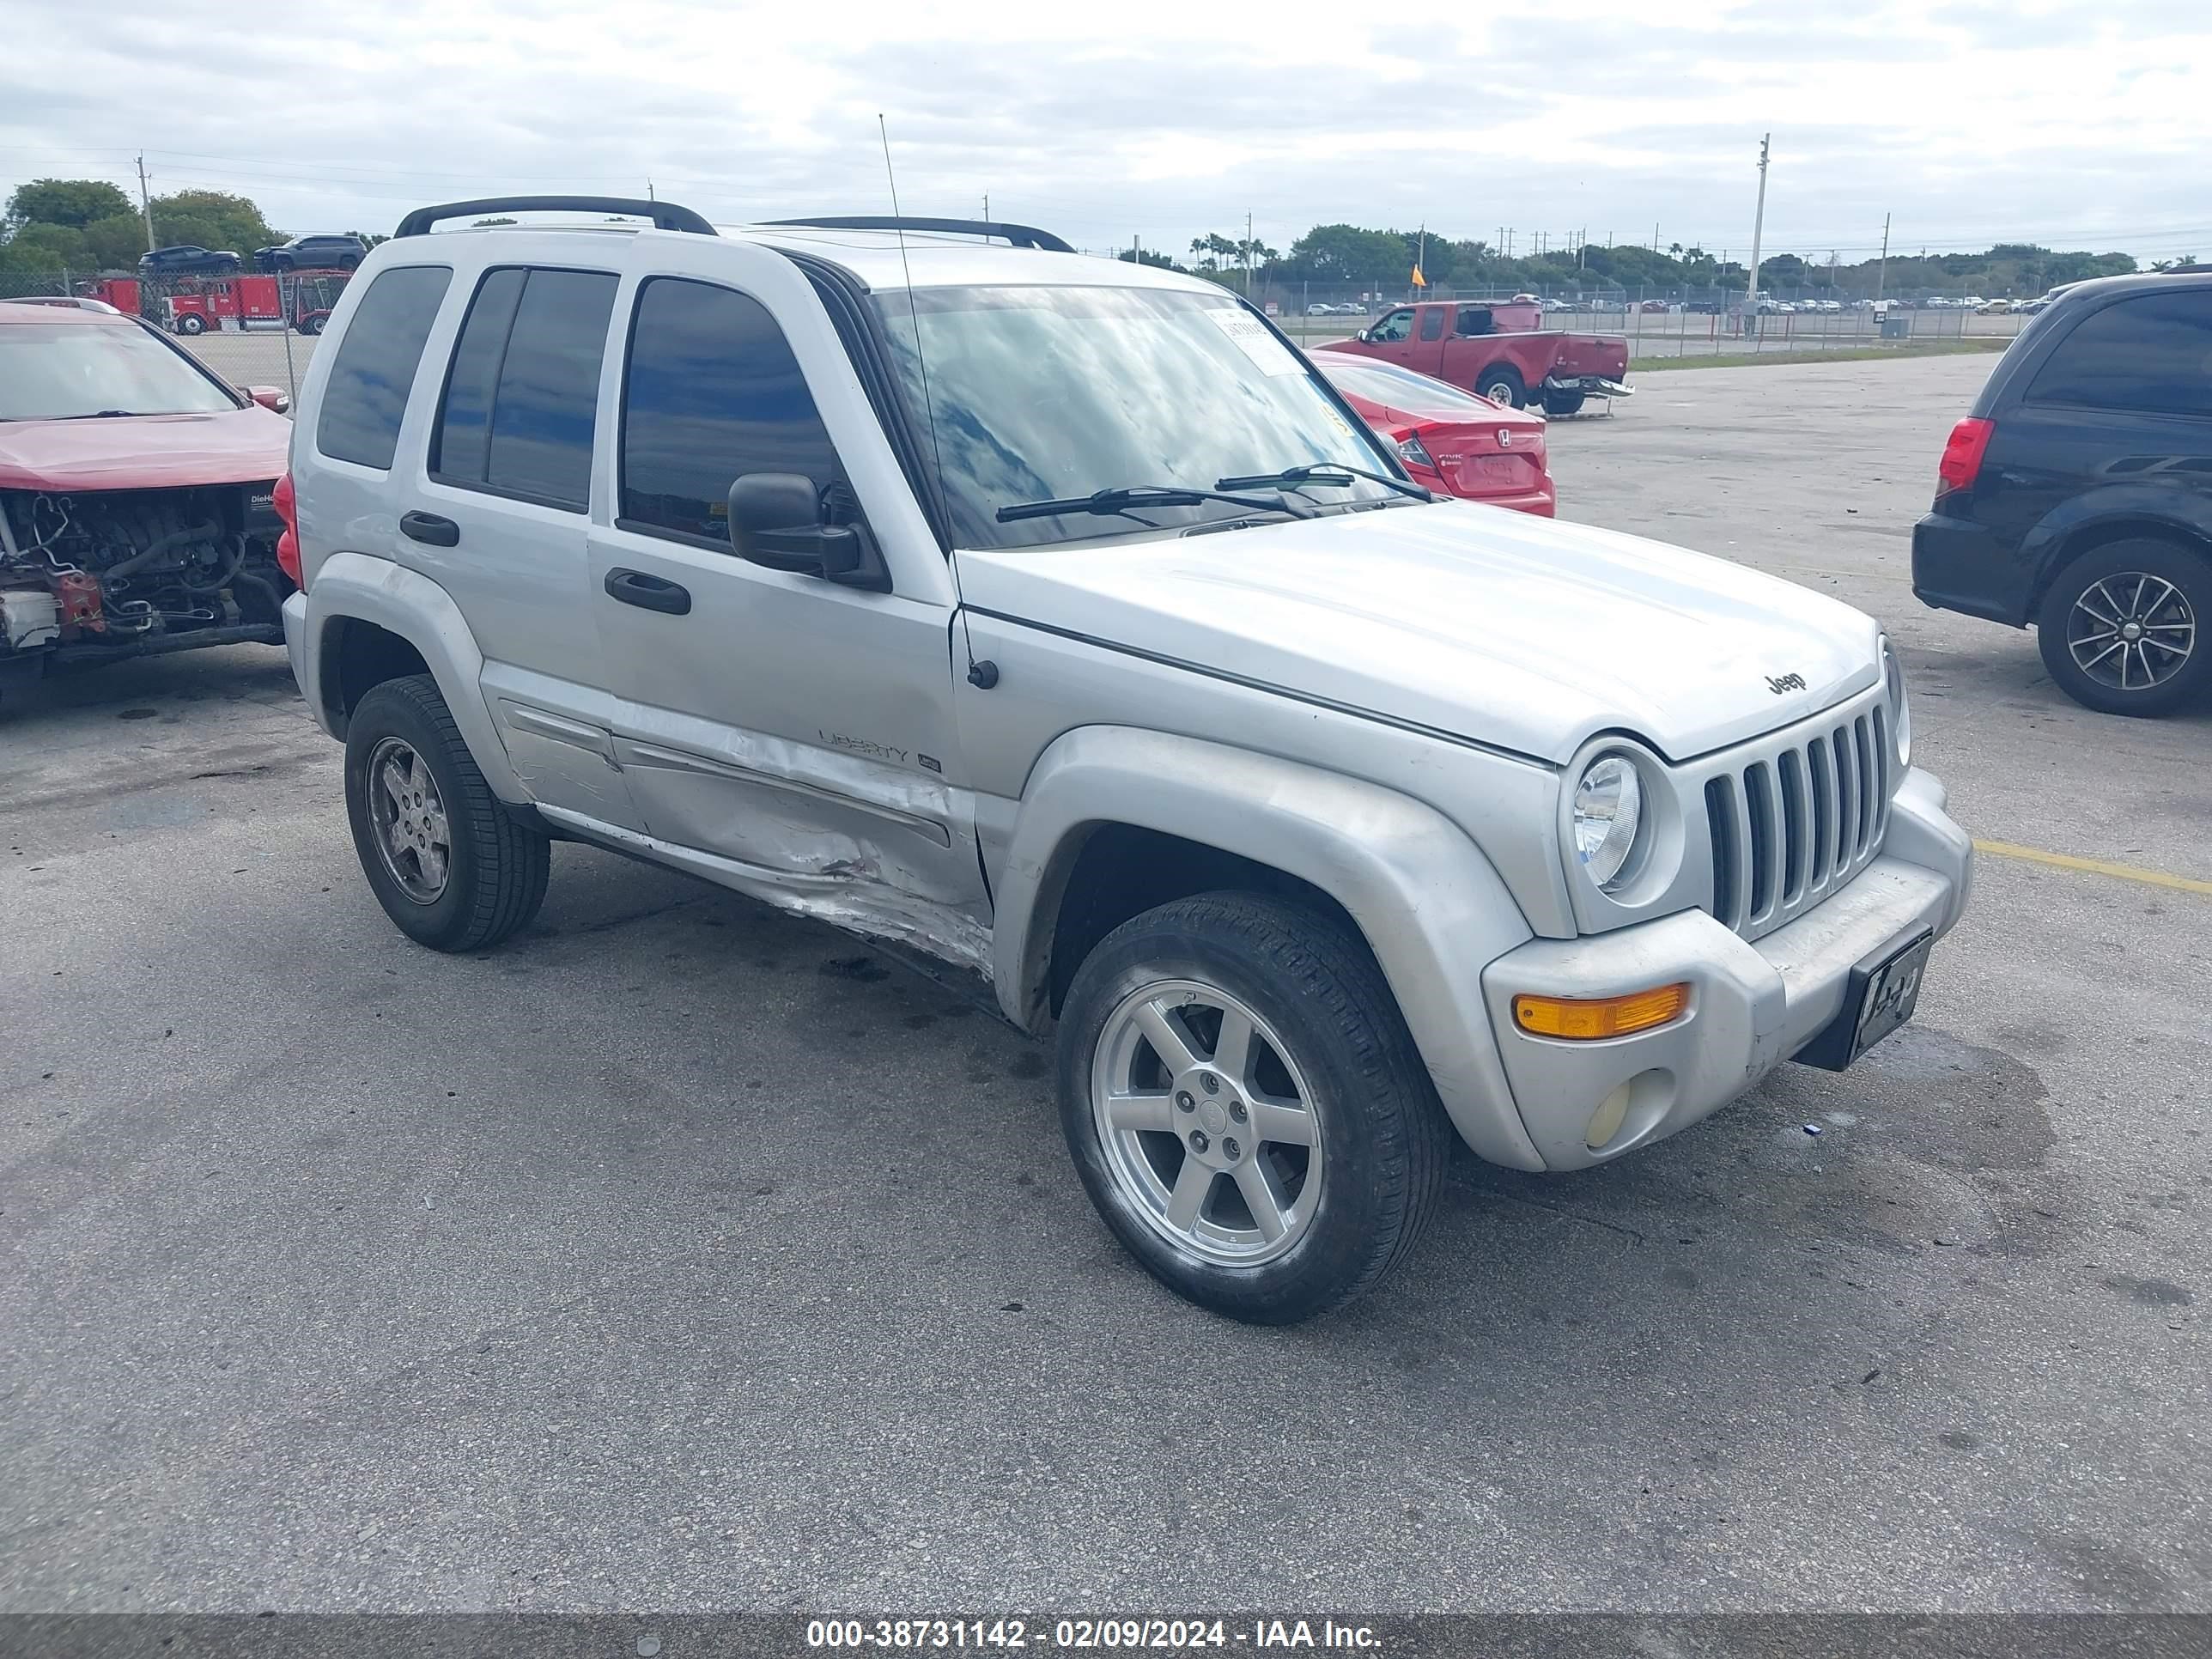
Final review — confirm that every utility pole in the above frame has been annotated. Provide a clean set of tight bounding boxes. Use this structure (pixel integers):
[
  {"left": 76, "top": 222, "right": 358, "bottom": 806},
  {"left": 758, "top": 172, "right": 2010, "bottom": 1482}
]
[
  {"left": 983, "top": 193, "right": 989, "bottom": 220},
  {"left": 1875, "top": 212, "right": 1891, "bottom": 302},
  {"left": 136, "top": 153, "right": 155, "bottom": 253},
  {"left": 1652, "top": 221, "right": 1659, "bottom": 253},
  {"left": 1745, "top": 132, "right": 1771, "bottom": 320},
  {"left": 1245, "top": 210, "right": 1254, "bottom": 296}
]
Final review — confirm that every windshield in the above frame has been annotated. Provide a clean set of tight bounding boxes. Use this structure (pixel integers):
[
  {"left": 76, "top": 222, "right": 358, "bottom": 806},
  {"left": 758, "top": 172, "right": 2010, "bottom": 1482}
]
[
  {"left": 0, "top": 320, "right": 240, "bottom": 420},
  {"left": 872, "top": 283, "right": 1402, "bottom": 549},
  {"left": 1316, "top": 356, "right": 1504, "bottom": 417}
]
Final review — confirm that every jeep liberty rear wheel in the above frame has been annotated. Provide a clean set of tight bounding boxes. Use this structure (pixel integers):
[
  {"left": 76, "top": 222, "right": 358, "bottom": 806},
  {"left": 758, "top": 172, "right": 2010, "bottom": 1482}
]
[
  {"left": 2036, "top": 538, "right": 2209, "bottom": 716},
  {"left": 1056, "top": 892, "right": 1450, "bottom": 1323},
  {"left": 344, "top": 674, "right": 550, "bottom": 951},
  {"left": 1475, "top": 365, "right": 1524, "bottom": 407}
]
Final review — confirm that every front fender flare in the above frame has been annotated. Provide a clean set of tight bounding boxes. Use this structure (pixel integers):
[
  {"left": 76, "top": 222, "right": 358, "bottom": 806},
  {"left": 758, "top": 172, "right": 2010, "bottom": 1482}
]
[
  {"left": 300, "top": 551, "right": 525, "bottom": 803},
  {"left": 994, "top": 726, "right": 1547, "bottom": 1171}
]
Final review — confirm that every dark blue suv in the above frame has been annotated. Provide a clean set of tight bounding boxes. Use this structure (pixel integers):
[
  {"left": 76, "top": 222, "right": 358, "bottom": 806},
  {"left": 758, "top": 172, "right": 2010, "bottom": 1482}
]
[
  {"left": 252, "top": 234, "right": 368, "bottom": 272},
  {"left": 138, "top": 245, "right": 241, "bottom": 276},
  {"left": 1912, "top": 270, "right": 2211, "bottom": 715}
]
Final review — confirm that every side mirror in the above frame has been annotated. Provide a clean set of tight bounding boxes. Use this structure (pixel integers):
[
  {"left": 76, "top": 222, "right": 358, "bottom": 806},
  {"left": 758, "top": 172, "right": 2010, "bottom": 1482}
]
[
  {"left": 727, "top": 472, "right": 890, "bottom": 592},
  {"left": 1354, "top": 328, "right": 1370, "bottom": 344},
  {"left": 244, "top": 385, "right": 290, "bottom": 414}
]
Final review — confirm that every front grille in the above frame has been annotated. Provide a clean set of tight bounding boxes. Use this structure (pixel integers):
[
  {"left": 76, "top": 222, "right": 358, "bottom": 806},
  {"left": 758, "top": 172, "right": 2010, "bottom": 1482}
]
[{"left": 1703, "top": 698, "right": 1890, "bottom": 939}]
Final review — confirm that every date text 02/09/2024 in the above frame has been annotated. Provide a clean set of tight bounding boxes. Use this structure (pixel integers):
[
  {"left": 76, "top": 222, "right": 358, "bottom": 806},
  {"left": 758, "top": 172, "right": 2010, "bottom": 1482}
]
[{"left": 804, "top": 1619, "right": 1382, "bottom": 1650}]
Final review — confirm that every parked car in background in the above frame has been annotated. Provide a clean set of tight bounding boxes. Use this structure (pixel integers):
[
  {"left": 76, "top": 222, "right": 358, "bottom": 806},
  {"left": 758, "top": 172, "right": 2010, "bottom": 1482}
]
[
  {"left": 138, "top": 245, "right": 240, "bottom": 276},
  {"left": 1332, "top": 298, "right": 1631, "bottom": 414},
  {"left": 1976, "top": 299, "right": 2015, "bottom": 315},
  {"left": 0, "top": 297, "right": 293, "bottom": 705},
  {"left": 1913, "top": 270, "right": 2212, "bottom": 715},
  {"left": 1638, "top": 299, "right": 1670, "bottom": 313},
  {"left": 1310, "top": 349, "right": 1553, "bottom": 516},
  {"left": 253, "top": 234, "right": 369, "bottom": 272},
  {"left": 281, "top": 198, "right": 1964, "bottom": 1323}
]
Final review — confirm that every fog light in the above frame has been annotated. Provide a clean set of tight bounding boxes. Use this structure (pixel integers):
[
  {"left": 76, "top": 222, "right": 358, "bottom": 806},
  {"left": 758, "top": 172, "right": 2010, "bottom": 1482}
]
[
  {"left": 1512, "top": 982, "right": 1690, "bottom": 1041},
  {"left": 1586, "top": 1082, "right": 1632, "bottom": 1150}
]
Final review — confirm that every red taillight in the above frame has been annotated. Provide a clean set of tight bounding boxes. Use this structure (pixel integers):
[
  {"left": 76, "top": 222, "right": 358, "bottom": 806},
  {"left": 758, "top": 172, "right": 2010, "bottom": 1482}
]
[
  {"left": 1936, "top": 416, "right": 1994, "bottom": 495},
  {"left": 272, "top": 471, "right": 301, "bottom": 588}
]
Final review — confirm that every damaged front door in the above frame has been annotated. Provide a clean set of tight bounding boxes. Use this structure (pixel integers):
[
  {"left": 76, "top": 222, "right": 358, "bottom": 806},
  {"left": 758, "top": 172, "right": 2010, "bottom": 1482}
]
[{"left": 585, "top": 268, "right": 988, "bottom": 960}]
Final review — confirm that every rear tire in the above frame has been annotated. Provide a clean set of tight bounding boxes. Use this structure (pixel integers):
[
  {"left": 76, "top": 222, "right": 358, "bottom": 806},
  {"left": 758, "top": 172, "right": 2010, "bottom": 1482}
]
[
  {"left": 344, "top": 674, "right": 550, "bottom": 951},
  {"left": 1055, "top": 891, "right": 1450, "bottom": 1324},
  {"left": 2035, "top": 538, "right": 2209, "bottom": 717},
  {"left": 1475, "top": 365, "right": 1525, "bottom": 408}
]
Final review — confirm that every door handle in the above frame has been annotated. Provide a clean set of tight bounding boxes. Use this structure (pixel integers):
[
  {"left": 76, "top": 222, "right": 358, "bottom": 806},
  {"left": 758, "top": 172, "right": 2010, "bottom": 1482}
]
[
  {"left": 603, "top": 568, "right": 691, "bottom": 616},
  {"left": 399, "top": 511, "right": 459, "bottom": 547}
]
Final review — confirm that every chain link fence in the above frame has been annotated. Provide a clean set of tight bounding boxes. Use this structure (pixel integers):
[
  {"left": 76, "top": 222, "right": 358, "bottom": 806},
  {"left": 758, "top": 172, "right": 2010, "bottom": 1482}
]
[{"left": 2, "top": 266, "right": 348, "bottom": 406}]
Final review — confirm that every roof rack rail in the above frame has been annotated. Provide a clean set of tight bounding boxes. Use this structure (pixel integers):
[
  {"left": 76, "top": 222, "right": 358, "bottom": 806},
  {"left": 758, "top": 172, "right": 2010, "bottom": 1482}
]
[
  {"left": 393, "top": 197, "right": 717, "bottom": 239},
  {"left": 764, "top": 216, "right": 1075, "bottom": 254},
  {"left": 0, "top": 295, "right": 120, "bottom": 314}
]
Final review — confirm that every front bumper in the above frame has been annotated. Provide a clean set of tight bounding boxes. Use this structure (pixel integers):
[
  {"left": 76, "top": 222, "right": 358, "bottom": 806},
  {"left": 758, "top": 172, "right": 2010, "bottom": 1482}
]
[{"left": 1477, "top": 767, "right": 1972, "bottom": 1171}]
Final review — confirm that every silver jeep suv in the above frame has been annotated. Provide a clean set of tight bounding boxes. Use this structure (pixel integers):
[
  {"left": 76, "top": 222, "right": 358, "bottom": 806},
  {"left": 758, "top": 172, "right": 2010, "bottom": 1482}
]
[{"left": 281, "top": 198, "right": 1972, "bottom": 1322}]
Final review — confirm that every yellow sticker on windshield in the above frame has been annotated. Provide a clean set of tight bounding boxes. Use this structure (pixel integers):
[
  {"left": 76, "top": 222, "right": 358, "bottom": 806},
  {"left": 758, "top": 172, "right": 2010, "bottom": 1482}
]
[{"left": 1204, "top": 307, "right": 1306, "bottom": 376}]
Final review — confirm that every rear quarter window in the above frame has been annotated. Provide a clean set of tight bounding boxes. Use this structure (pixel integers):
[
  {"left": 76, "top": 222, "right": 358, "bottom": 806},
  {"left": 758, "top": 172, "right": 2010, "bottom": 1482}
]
[
  {"left": 315, "top": 265, "right": 453, "bottom": 470},
  {"left": 2025, "top": 289, "right": 2212, "bottom": 418}
]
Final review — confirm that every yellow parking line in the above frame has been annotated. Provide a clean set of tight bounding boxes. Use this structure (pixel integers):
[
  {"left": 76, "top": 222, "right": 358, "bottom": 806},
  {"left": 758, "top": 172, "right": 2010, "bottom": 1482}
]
[{"left": 1974, "top": 839, "right": 2212, "bottom": 896}]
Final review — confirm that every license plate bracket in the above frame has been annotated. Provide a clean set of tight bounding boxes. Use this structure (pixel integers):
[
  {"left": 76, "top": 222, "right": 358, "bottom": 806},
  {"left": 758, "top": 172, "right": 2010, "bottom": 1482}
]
[{"left": 1795, "top": 930, "right": 1936, "bottom": 1072}]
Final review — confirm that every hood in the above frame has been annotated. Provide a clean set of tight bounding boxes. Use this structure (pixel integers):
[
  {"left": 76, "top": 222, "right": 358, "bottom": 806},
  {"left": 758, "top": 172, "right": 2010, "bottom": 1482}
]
[
  {"left": 957, "top": 501, "right": 1882, "bottom": 765},
  {"left": 0, "top": 406, "right": 292, "bottom": 493}
]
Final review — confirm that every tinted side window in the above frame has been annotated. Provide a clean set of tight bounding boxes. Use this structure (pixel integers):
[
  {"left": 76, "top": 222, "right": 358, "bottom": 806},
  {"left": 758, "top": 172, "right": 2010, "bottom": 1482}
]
[
  {"left": 1456, "top": 307, "right": 1492, "bottom": 337},
  {"left": 619, "top": 277, "right": 841, "bottom": 546},
  {"left": 2025, "top": 291, "right": 2212, "bottom": 418},
  {"left": 434, "top": 268, "right": 525, "bottom": 486},
  {"left": 316, "top": 265, "right": 452, "bottom": 469},
  {"left": 431, "top": 266, "right": 617, "bottom": 510},
  {"left": 1418, "top": 307, "right": 1445, "bottom": 342}
]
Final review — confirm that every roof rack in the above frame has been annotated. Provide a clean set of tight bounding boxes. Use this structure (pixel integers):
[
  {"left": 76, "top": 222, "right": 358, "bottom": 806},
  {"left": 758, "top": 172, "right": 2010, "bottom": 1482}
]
[
  {"left": 0, "top": 295, "right": 121, "bottom": 314},
  {"left": 394, "top": 196, "right": 717, "bottom": 239},
  {"left": 764, "top": 216, "right": 1075, "bottom": 254}
]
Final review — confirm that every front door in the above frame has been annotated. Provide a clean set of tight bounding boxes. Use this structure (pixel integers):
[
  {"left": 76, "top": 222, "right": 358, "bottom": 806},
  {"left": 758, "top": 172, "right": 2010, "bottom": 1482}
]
[
  {"left": 1366, "top": 306, "right": 1419, "bottom": 366},
  {"left": 584, "top": 260, "right": 988, "bottom": 939}
]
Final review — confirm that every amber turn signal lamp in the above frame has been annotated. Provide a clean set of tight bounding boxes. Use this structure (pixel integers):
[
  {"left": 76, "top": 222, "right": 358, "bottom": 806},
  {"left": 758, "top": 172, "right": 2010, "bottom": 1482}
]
[{"left": 1512, "top": 982, "right": 1690, "bottom": 1041}]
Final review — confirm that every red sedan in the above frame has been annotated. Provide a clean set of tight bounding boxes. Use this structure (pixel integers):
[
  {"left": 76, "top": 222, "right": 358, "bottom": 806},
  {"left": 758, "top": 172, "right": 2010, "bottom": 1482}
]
[{"left": 1312, "top": 349, "right": 1555, "bottom": 516}]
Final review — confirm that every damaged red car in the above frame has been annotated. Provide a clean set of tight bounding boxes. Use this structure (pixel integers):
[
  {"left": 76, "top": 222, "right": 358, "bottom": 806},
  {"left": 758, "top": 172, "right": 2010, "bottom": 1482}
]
[
  {"left": 0, "top": 297, "right": 294, "bottom": 705},
  {"left": 1311, "top": 349, "right": 1555, "bottom": 516}
]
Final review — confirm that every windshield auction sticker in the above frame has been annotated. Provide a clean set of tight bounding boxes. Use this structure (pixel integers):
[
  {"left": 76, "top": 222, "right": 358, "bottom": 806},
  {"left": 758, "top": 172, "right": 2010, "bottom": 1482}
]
[{"left": 1204, "top": 307, "right": 1306, "bottom": 375}]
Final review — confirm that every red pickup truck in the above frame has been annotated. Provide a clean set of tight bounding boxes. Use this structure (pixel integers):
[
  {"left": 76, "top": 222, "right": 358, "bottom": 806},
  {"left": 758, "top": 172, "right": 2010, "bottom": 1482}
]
[{"left": 1329, "top": 299, "right": 1632, "bottom": 415}]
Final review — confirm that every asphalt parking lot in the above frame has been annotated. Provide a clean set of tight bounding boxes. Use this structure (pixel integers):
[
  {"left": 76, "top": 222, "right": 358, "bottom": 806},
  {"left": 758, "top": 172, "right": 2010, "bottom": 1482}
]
[{"left": 3, "top": 355, "right": 2207, "bottom": 1615}]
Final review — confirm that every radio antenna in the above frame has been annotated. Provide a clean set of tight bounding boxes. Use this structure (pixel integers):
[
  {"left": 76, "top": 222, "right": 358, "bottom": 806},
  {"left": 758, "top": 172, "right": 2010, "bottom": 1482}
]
[{"left": 879, "top": 114, "right": 993, "bottom": 688}]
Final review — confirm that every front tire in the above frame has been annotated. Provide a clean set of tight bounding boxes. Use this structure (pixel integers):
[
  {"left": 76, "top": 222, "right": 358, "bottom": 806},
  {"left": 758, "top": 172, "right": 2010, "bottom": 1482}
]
[
  {"left": 2035, "top": 538, "right": 2209, "bottom": 716},
  {"left": 344, "top": 674, "right": 550, "bottom": 951},
  {"left": 1056, "top": 892, "right": 1450, "bottom": 1324},
  {"left": 1475, "top": 365, "right": 1525, "bottom": 408},
  {"left": 174, "top": 314, "right": 206, "bottom": 336}
]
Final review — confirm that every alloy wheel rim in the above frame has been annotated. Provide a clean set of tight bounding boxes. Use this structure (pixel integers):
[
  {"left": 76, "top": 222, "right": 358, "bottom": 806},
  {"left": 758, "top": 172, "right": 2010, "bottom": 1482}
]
[
  {"left": 2068, "top": 573, "right": 2196, "bottom": 692},
  {"left": 1091, "top": 979, "right": 1323, "bottom": 1267},
  {"left": 366, "top": 737, "right": 451, "bottom": 903}
]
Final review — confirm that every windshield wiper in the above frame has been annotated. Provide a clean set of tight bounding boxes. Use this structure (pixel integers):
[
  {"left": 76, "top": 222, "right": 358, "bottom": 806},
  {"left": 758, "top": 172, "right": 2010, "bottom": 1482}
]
[
  {"left": 997, "top": 483, "right": 1313, "bottom": 524},
  {"left": 57, "top": 410, "right": 148, "bottom": 420},
  {"left": 1216, "top": 463, "right": 1433, "bottom": 502}
]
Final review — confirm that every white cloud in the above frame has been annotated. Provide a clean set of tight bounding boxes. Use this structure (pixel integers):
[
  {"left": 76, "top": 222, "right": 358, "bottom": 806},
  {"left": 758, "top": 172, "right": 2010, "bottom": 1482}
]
[{"left": 3, "top": 0, "right": 2208, "bottom": 262}]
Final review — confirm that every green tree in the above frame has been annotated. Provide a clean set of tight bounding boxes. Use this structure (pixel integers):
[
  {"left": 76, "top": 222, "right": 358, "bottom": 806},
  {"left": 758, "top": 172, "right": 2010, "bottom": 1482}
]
[
  {"left": 1117, "top": 246, "right": 1183, "bottom": 270},
  {"left": 146, "top": 189, "right": 279, "bottom": 255},
  {"left": 0, "top": 222, "right": 91, "bottom": 275},
  {"left": 82, "top": 213, "right": 148, "bottom": 270},
  {"left": 6, "top": 178, "right": 134, "bottom": 231},
  {"left": 1284, "top": 223, "right": 1408, "bottom": 283},
  {"left": 472, "top": 217, "right": 519, "bottom": 227}
]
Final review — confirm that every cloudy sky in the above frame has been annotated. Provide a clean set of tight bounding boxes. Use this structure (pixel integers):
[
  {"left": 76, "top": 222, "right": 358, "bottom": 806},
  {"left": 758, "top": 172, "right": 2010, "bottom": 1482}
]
[{"left": 4, "top": 0, "right": 2208, "bottom": 264}]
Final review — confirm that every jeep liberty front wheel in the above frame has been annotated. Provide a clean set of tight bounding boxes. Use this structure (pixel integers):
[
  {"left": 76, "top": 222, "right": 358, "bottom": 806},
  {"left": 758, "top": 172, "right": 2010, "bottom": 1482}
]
[
  {"left": 344, "top": 674, "right": 550, "bottom": 951},
  {"left": 1056, "top": 892, "right": 1450, "bottom": 1323}
]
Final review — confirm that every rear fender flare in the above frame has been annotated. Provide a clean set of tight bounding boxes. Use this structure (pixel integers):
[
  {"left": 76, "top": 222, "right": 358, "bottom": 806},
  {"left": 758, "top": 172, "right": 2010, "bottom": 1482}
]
[
  {"left": 995, "top": 726, "right": 1546, "bottom": 1170},
  {"left": 301, "top": 550, "right": 525, "bottom": 803},
  {"left": 2023, "top": 487, "right": 2212, "bottom": 605}
]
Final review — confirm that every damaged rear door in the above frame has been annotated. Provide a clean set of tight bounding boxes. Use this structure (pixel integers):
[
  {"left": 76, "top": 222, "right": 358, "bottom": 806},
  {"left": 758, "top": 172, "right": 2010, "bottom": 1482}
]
[{"left": 585, "top": 263, "right": 988, "bottom": 956}]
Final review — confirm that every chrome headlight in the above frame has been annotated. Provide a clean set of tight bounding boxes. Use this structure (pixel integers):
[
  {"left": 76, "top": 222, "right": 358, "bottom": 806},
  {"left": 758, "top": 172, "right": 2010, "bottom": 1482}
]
[
  {"left": 1882, "top": 638, "right": 1912, "bottom": 767},
  {"left": 1571, "top": 755, "right": 1646, "bottom": 890}
]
